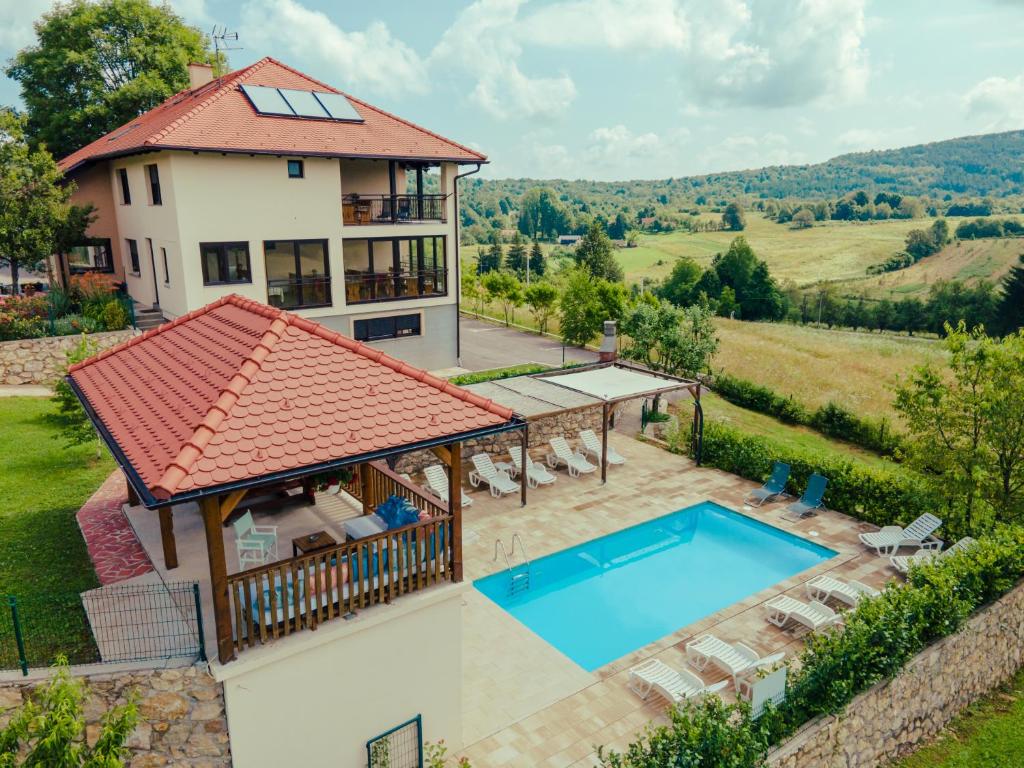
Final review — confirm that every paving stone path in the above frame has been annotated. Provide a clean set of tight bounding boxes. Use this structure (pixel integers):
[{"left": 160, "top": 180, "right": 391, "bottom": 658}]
[{"left": 76, "top": 471, "right": 154, "bottom": 585}]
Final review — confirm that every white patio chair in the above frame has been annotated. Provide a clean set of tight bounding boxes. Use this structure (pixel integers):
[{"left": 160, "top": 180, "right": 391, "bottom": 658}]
[
  {"left": 628, "top": 659, "right": 728, "bottom": 704},
  {"left": 423, "top": 464, "right": 473, "bottom": 508},
  {"left": 546, "top": 436, "right": 597, "bottom": 477},
  {"left": 764, "top": 595, "right": 841, "bottom": 632},
  {"left": 232, "top": 510, "right": 278, "bottom": 570},
  {"left": 578, "top": 429, "right": 626, "bottom": 467},
  {"left": 804, "top": 575, "right": 880, "bottom": 608},
  {"left": 741, "top": 666, "right": 788, "bottom": 719},
  {"left": 505, "top": 445, "right": 556, "bottom": 488},
  {"left": 685, "top": 634, "right": 786, "bottom": 689},
  {"left": 468, "top": 454, "right": 520, "bottom": 497},
  {"left": 890, "top": 536, "right": 977, "bottom": 574},
  {"left": 858, "top": 513, "right": 943, "bottom": 556}
]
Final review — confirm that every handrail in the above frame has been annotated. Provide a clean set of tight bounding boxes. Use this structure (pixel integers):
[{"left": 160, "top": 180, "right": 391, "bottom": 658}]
[
  {"left": 494, "top": 539, "right": 512, "bottom": 570},
  {"left": 510, "top": 533, "right": 530, "bottom": 565},
  {"left": 342, "top": 193, "right": 449, "bottom": 225}
]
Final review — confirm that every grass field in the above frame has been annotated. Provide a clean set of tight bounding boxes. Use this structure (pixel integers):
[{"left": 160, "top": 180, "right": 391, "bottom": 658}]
[
  {"left": 0, "top": 397, "right": 112, "bottom": 666},
  {"left": 894, "top": 667, "right": 1024, "bottom": 768}
]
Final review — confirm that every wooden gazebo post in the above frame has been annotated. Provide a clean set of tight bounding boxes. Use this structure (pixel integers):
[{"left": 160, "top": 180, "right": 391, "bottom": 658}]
[
  {"left": 601, "top": 401, "right": 610, "bottom": 484},
  {"left": 200, "top": 488, "right": 248, "bottom": 664},
  {"left": 446, "top": 442, "right": 463, "bottom": 582}
]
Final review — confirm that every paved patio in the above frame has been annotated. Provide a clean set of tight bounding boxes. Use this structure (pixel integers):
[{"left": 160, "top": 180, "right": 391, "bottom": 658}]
[{"left": 117, "top": 428, "right": 897, "bottom": 767}]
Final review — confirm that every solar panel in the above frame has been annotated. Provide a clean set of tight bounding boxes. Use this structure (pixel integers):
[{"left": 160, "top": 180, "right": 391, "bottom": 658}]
[
  {"left": 240, "top": 85, "right": 295, "bottom": 116},
  {"left": 279, "top": 88, "right": 330, "bottom": 118},
  {"left": 314, "top": 91, "right": 363, "bottom": 121}
]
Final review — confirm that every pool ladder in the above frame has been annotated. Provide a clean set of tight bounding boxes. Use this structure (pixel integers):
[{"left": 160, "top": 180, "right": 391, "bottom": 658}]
[{"left": 495, "top": 534, "right": 531, "bottom": 596}]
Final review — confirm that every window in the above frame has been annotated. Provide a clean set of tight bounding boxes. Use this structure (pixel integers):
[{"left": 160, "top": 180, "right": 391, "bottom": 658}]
[
  {"left": 342, "top": 236, "right": 447, "bottom": 304},
  {"left": 353, "top": 314, "right": 421, "bottom": 342},
  {"left": 264, "top": 239, "right": 330, "bottom": 309},
  {"left": 118, "top": 168, "right": 131, "bottom": 205},
  {"left": 200, "top": 242, "right": 252, "bottom": 285},
  {"left": 147, "top": 164, "right": 162, "bottom": 205},
  {"left": 66, "top": 240, "right": 113, "bottom": 273},
  {"left": 126, "top": 239, "right": 140, "bottom": 273},
  {"left": 287, "top": 160, "right": 304, "bottom": 179},
  {"left": 161, "top": 247, "right": 170, "bottom": 284}
]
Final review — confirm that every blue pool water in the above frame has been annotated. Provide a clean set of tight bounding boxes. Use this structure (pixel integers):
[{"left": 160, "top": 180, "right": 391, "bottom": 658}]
[{"left": 475, "top": 501, "right": 835, "bottom": 671}]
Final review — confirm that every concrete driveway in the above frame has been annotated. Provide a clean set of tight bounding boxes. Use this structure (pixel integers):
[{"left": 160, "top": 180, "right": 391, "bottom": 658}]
[{"left": 458, "top": 316, "right": 597, "bottom": 371}]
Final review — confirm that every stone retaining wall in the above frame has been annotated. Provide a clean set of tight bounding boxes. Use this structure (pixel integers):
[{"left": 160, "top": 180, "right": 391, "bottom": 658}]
[
  {"left": 0, "top": 663, "right": 230, "bottom": 767},
  {"left": 395, "top": 405, "right": 605, "bottom": 474},
  {"left": 770, "top": 579, "right": 1024, "bottom": 768},
  {"left": 0, "top": 329, "right": 137, "bottom": 385}
]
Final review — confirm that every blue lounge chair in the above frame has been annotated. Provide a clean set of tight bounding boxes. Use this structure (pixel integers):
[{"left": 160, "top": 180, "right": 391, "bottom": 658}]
[
  {"left": 745, "top": 461, "right": 790, "bottom": 506},
  {"left": 784, "top": 473, "right": 828, "bottom": 518}
]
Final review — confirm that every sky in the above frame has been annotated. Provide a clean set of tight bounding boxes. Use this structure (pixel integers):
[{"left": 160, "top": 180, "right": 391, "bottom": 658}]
[{"left": 1, "top": 0, "right": 1023, "bottom": 180}]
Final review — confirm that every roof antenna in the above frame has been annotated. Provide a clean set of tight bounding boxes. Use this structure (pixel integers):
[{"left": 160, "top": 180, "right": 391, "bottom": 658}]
[{"left": 210, "top": 25, "right": 242, "bottom": 75}]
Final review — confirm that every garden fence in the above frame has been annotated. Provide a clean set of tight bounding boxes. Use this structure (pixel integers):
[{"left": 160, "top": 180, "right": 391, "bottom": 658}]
[
  {"left": 367, "top": 715, "right": 423, "bottom": 768},
  {"left": 0, "top": 581, "right": 204, "bottom": 675}
]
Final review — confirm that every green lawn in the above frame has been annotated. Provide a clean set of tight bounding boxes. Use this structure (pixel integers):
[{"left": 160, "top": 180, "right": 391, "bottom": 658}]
[
  {"left": 893, "top": 667, "right": 1024, "bottom": 767},
  {"left": 0, "top": 397, "right": 113, "bottom": 666}
]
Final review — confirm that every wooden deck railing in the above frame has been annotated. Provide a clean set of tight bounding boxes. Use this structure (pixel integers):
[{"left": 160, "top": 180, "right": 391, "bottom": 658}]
[
  {"left": 347, "top": 460, "right": 446, "bottom": 519},
  {"left": 226, "top": 462, "right": 452, "bottom": 654}
]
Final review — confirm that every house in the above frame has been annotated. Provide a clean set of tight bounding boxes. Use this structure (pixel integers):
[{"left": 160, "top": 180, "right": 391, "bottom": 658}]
[
  {"left": 557, "top": 234, "right": 582, "bottom": 246},
  {"left": 54, "top": 57, "right": 486, "bottom": 370}
]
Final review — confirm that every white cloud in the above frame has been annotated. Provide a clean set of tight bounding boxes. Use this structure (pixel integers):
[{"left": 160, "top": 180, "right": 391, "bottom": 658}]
[
  {"left": 168, "top": 0, "right": 212, "bottom": 26},
  {"left": 837, "top": 128, "right": 884, "bottom": 149},
  {"left": 698, "top": 132, "right": 803, "bottom": 173},
  {"left": 964, "top": 73, "right": 1024, "bottom": 131},
  {"left": 240, "top": 0, "right": 428, "bottom": 98},
  {"left": 0, "top": 0, "right": 53, "bottom": 51},
  {"left": 520, "top": 0, "right": 690, "bottom": 50},
  {"left": 429, "top": 0, "right": 575, "bottom": 120}
]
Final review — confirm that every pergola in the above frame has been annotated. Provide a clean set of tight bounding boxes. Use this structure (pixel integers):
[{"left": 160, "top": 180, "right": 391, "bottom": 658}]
[
  {"left": 533, "top": 362, "right": 703, "bottom": 481},
  {"left": 67, "top": 295, "right": 525, "bottom": 663}
]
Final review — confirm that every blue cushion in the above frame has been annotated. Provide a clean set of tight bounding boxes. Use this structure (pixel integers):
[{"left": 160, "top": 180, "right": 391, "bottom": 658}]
[{"left": 376, "top": 495, "right": 420, "bottom": 529}]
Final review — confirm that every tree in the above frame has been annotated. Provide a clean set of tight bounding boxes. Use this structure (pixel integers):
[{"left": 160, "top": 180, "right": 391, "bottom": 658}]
[
  {"left": 721, "top": 201, "right": 745, "bottom": 231},
  {"left": 517, "top": 187, "right": 568, "bottom": 240},
  {"left": 658, "top": 257, "right": 702, "bottom": 307},
  {"left": 983, "top": 331, "right": 1024, "bottom": 519},
  {"left": 505, "top": 232, "right": 527, "bottom": 278},
  {"left": 51, "top": 335, "right": 102, "bottom": 448},
  {"left": 574, "top": 221, "right": 623, "bottom": 282},
  {"left": 7, "top": 0, "right": 218, "bottom": 158},
  {"left": 621, "top": 300, "right": 718, "bottom": 377},
  {"left": 559, "top": 267, "right": 603, "bottom": 347},
  {"left": 595, "top": 280, "right": 628, "bottom": 324},
  {"left": 716, "top": 286, "right": 740, "bottom": 318},
  {"left": 995, "top": 255, "right": 1024, "bottom": 335},
  {"left": 0, "top": 656, "right": 138, "bottom": 766},
  {"left": 528, "top": 239, "right": 546, "bottom": 278},
  {"left": 791, "top": 209, "right": 814, "bottom": 229},
  {"left": 477, "top": 230, "right": 503, "bottom": 274},
  {"left": 0, "top": 110, "right": 92, "bottom": 293},
  {"left": 608, "top": 212, "right": 630, "bottom": 240},
  {"left": 523, "top": 282, "right": 559, "bottom": 335},
  {"left": 481, "top": 271, "right": 522, "bottom": 326},
  {"left": 461, "top": 271, "right": 485, "bottom": 315}
]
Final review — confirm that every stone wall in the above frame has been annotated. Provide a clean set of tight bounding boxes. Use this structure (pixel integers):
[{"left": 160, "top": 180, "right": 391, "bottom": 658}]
[
  {"left": 0, "top": 663, "right": 230, "bottom": 767},
  {"left": 395, "top": 405, "right": 605, "bottom": 474},
  {"left": 0, "top": 329, "right": 137, "bottom": 385},
  {"left": 770, "top": 579, "right": 1024, "bottom": 768}
]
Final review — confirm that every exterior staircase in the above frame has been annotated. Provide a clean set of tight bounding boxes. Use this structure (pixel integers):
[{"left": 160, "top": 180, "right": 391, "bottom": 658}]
[{"left": 133, "top": 305, "right": 165, "bottom": 332}]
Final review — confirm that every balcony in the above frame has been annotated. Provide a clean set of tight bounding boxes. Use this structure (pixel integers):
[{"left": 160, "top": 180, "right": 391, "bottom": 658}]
[
  {"left": 342, "top": 194, "right": 448, "bottom": 226},
  {"left": 344, "top": 269, "right": 447, "bottom": 305},
  {"left": 267, "top": 276, "right": 332, "bottom": 310}
]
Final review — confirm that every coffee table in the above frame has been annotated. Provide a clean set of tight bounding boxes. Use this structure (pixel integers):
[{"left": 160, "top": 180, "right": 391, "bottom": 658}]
[{"left": 291, "top": 530, "right": 337, "bottom": 558}]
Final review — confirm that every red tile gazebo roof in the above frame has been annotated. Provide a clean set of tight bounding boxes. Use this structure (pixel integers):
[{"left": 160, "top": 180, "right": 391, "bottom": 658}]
[{"left": 68, "top": 295, "right": 515, "bottom": 504}]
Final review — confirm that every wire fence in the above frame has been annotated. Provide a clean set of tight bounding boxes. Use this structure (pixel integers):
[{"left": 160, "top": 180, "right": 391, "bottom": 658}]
[
  {"left": 367, "top": 715, "right": 423, "bottom": 768},
  {"left": 0, "top": 582, "right": 205, "bottom": 675}
]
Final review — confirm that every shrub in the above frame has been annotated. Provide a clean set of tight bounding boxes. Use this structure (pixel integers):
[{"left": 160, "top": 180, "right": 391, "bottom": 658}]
[
  {"left": 0, "top": 294, "right": 50, "bottom": 340},
  {"left": 449, "top": 363, "right": 550, "bottom": 386},
  {"left": 53, "top": 314, "right": 100, "bottom": 336},
  {"left": 99, "top": 299, "right": 129, "bottom": 331},
  {"left": 713, "top": 373, "right": 808, "bottom": 424}
]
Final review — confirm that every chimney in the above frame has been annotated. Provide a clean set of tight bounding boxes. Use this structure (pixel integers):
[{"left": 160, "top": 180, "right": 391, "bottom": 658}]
[
  {"left": 187, "top": 62, "right": 214, "bottom": 90},
  {"left": 598, "top": 320, "right": 618, "bottom": 363}
]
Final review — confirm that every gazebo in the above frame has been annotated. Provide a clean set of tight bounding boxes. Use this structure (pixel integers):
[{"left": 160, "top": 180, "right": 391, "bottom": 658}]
[{"left": 67, "top": 295, "right": 525, "bottom": 663}]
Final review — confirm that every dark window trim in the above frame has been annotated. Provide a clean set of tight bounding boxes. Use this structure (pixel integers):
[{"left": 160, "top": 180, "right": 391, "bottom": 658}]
[
  {"left": 118, "top": 168, "right": 131, "bottom": 205},
  {"left": 66, "top": 238, "right": 115, "bottom": 274},
  {"left": 287, "top": 159, "right": 304, "bottom": 179},
  {"left": 344, "top": 235, "right": 448, "bottom": 305},
  {"left": 161, "top": 247, "right": 170, "bottom": 284},
  {"left": 147, "top": 163, "right": 162, "bottom": 205},
  {"left": 126, "top": 238, "right": 140, "bottom": 274},
  {"left": 200, "top": 241, "right": 253, "bottom": 285},
  {"left": 353, "top": 313, "right": 423, "bottom": 342},
  {"left": 263, "top": 238, "right": 331, "bottom": 310}
]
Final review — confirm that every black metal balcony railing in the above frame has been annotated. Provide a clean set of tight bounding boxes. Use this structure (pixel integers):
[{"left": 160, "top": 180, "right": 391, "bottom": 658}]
[
  {"left": 344, "top": 269, "right": 447, "bottom": 304},
  {"left": 342, "top": 194, "right": 448, "bottom": 226},
  {"left": 267, "top": 277, "right": 332, "bottom": 310}
]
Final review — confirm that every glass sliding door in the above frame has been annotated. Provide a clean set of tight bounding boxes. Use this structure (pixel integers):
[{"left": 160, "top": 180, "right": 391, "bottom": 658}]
[
  {"left": 342, "top": 236, "right": 447, "bottom": 305},
  {"left": 264, "top": 239, "right": 331, "bottom": 309}
]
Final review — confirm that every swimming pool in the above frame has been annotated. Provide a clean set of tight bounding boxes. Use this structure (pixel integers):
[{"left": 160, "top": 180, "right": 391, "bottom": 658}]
[{"left": 475, "top": 501, "right": 835, "bottom": 671}]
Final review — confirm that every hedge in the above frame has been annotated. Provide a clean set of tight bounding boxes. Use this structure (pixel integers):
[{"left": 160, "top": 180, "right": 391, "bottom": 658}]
[
  {"left": 711, "top": 373, "right": 904, "bottom": 457},
  {"left": 448, "top": 363, "right": 549, "bottom": 386},
  {"left": 685, "top": 421, "right": 941, "bottom": 535}
]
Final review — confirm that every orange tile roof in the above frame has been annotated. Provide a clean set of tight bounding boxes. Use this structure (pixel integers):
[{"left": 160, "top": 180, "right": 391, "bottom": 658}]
[
  {"left": 59, "top": 57, "right": 486, "bottom": 173},
  {"left": 68, "top": 295, "right": 515, "bottom": 503}
]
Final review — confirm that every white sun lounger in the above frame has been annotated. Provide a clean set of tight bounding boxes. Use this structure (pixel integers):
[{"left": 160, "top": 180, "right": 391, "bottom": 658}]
[
  {"left": 546, "top": 436, "right": 597, "bottom": 477},
  {"left": 685, "top": 634, "right": 786, "bottom": 689},
  {"left": 628, "top": 659, "right": 728, "bottom": 704},
  {"left": 504, "top": 446, "right": 556, "bottom": 488},
  {"left": 468, "top": 454, "right": 520, "bottom": 497},
  {"left": 890, "top": 536, "right": 977, "bottom": 574},
  {"left": 858, "top": 513, "right": 943, "bottom": 556},
  {"left": 578, "top": 429, "right": 626, "bottom": 467},
  {"left": 422, "top": 464, "right": 473, "bottom": 508},
  {"left": 764, "top": 595, "right": 841, "bottom": 631},
  {"left": 805, "top": 575, "right": 880, "bottom": 608}
]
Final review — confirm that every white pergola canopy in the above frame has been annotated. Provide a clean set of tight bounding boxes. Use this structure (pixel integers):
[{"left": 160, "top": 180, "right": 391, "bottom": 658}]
[{"left": 540, "top": 366, "right": 689, "bottom": 402}]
